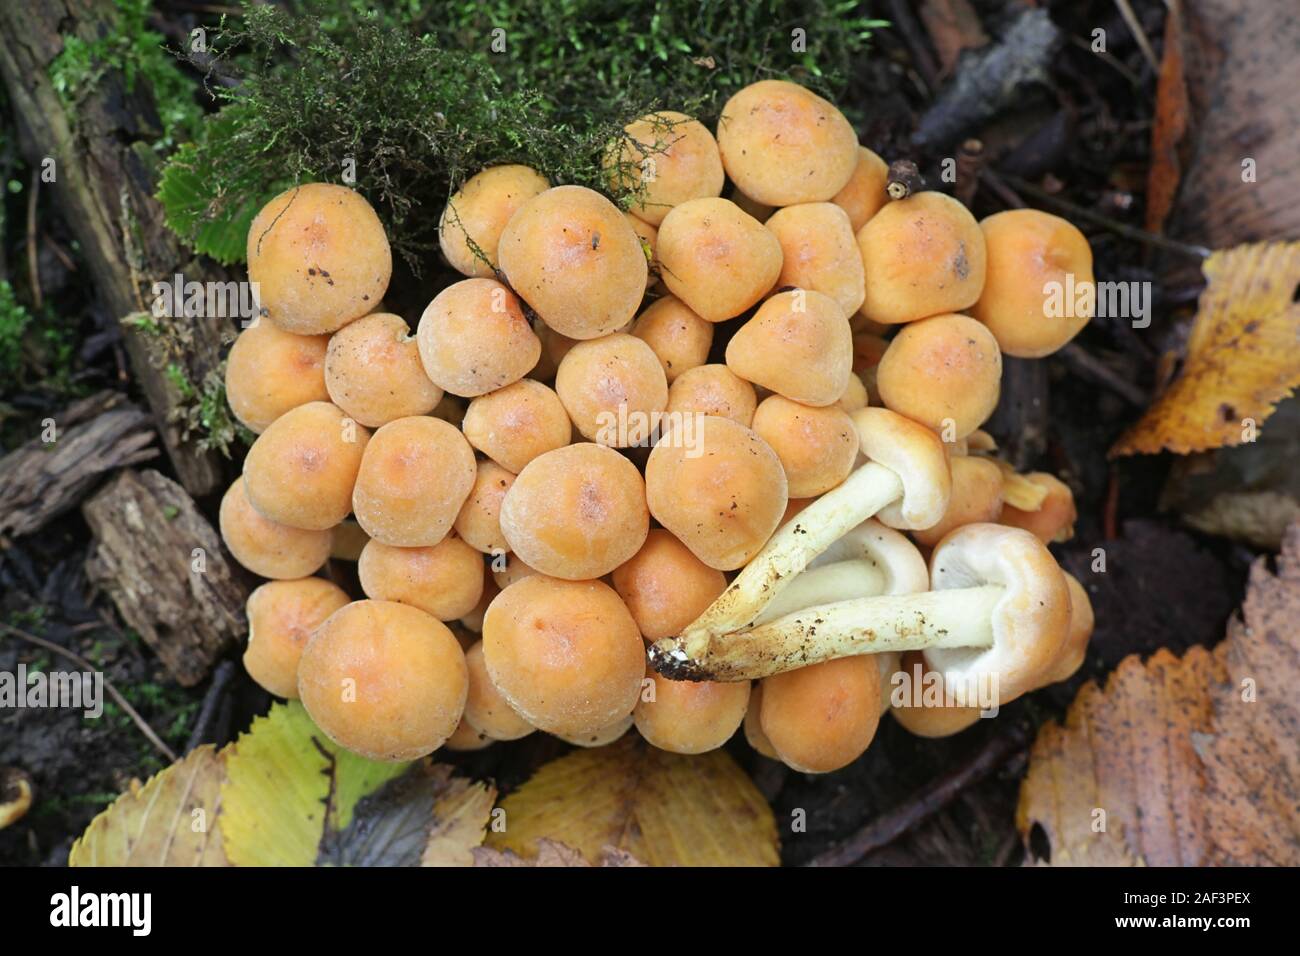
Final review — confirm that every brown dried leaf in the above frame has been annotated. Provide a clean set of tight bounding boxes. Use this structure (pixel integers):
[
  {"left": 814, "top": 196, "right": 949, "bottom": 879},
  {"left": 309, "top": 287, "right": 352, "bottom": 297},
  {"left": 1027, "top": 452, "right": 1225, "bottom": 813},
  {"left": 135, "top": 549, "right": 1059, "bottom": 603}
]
[
  {"left": 1018, "top": 522, "right": 1300, "bottom": 865},
  {"left": 472, "top": 839, "right": 646, "bottom": 867},
  {"left": 1111, "top": 241, "right": 1300, "bottom": 457}
]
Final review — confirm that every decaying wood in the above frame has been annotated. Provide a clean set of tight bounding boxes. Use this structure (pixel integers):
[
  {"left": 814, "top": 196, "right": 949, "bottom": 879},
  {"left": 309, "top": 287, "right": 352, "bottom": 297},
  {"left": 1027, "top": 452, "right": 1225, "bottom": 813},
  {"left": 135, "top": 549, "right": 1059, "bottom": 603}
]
[
  {"left": 986, "top": 356, "right": 1049, "bottom": 471},
  {"left": 0, "top": 391, "right": 157, "bottom": 541},
  {"left": 82, "top": 469, "right": 247, "bottom": 687},
  {"left": 0, "top": 0, "right": 228, "bottom": 494}
]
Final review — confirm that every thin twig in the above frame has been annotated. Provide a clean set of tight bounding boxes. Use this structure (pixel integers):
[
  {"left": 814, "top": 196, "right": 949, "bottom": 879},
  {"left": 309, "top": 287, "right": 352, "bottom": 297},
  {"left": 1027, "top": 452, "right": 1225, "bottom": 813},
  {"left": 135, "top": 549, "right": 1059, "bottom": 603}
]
[
  {"left": 1057, "top": 342, "right": 1148, "bottom": 407},
  {"left": 184, "top": 660, "right": 236, "bottom": 753},
  {"left": 887, "top": 0, "right": 940, "bottom": 95},
  {"left": 1113, "top": 0, "right": 1159, "bottom": 73},
  {"left": 806, "top": 723, "right": 1030, "bottom": 867},
  {"left": 26, "top": 169, "right": 41, "bottom": 310},
  {"left": 0, "top": 622, "right": 178, "bottom": 763}
]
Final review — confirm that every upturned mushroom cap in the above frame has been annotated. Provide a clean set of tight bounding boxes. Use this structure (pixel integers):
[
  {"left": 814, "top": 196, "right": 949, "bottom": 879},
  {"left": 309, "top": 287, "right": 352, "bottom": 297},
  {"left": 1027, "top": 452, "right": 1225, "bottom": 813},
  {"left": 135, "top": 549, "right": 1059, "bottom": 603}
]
[
  {"left": 417, "top": 278, "right": 541, "bottom": 397},
  {"left": 1042, "top": 572, "right": 1094, "bottom": 685},
  {"left": 439, "top": 164, "right": 550, "bottom": 277},
  {"left": 243, "top": 578, "right": 351, "bottom": 699},
  {"left": 889, "top": 652, "right": 984, "bottom": 738},
  {"left": 247, "top": 183, "right": 391, "bottom": 335},
  {"left": 357, "top": 536, "right": 484, "bottom": 621},
  {"left": 970, "top": 209, "right": 1095, "bottom": 357},
  {"left": 751, "top": 395, "right": 860, "bottom": 498},
  {"left": 219, "top": 477, "right": 332, "bottom": 579},
  {"left": 656, "top": 197, "right": 783, "bottom": 322},
  {"left": 630, "top": 295, "right": 714, "bottom": 383},
  {"left": 555, "top": 332, "right": 668, "bottom": 445},
  {"left": 461, "top": 379, "right": 572, "bottom": 474},
  {"left": 463, "top": 641, "right": 535, "bottom": 741},
  {"left": 759, "top": 655, "right": 881, "bottom": 773},
  {"left": 725, "top": 290, "right": 853, "bottom": 407},
  {"left": 716, "top": 80, "right": 858, "bottom": 206},
  {"left": 665, "top": 363, "right": 758, "bottom": 427},
  {"left": 243, "top": 401, "right": 371, "bottom": 531},
  {"left": 644, "top": 415, "right": 788, "bottom": 570},
  {"left": 499, "top": 442, "right": 649, "bottom": 580},
  {"left": 225, "top": 320, "right": 330, "bottom": 433},
  {"left": 1000, "top": 472, "right": 1077, "bottom": 542},
  {"left": 612, "top": 529, "right": 727, "bottom": 641},
  {"left": 922, "top": 524, "right": 1071, "bottom": 705},
  {"left": 297, "top": 600, "right": 469, "bottom": 761},
  {"left": 876, "top": 314, "right": 1002, "bottom": 440},
  {"left": 855, "top": 191, "right": 987, "bottom": 325},
  {"left": 604, "top": 111, "right": 725, "bottom": 226},
  {"left": 634, "top": 671, "right": 750, "bottom": 754},
  {"left": 852, "top": 407, "right": 951, "bottom": 530},
  {"left": 325, "top": 312, "right": 442, "bottom": 427},
  {"left": 832, "top": 146, "right": 891, "bottom": 232},
  {"left": 765, "top": 203, "right": 866, "bottom": 317},
  {"left": 352, "top": 416, "right": 477, "bottom": 547},
  {"left": 497, "top": 185, "right": 647, "bottom": 339},
  {"left": 912, "top": 455, "right": 1004, "bottom": 547},
  {"left": 482, "top": 576, "right": 646, "bottom": 738}
]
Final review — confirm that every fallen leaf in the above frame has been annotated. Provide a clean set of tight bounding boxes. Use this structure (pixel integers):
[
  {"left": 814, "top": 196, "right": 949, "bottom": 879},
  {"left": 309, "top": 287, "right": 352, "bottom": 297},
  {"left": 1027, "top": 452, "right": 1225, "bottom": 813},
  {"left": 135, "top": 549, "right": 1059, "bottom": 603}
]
[
  {"left": 69, "top": 746, "right": 229, "bottom": 867},
  {"left": 473, "top": 839, "right": 645, "bottom": 867},
  {"left": 1018, "top": 521, "right": 1300, "bottom": 865},
  {"left": 918, "top": 0, "right": 989, "bottom": 78},
  {"left": 1111, "top": 241, "right": 1300, "bottom": 457},
  {"left": 1144, "top": 0, "right": 1192, "bottom": 236},
  {"left": 486, "top": 735, "right": 779, "bottom": 866}
]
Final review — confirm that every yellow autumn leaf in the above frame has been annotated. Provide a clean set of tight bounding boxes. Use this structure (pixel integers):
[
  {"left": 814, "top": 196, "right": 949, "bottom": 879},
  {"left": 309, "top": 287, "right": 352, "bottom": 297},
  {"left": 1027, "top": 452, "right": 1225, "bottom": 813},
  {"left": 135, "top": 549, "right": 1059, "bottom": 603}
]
[
  {"left": 486, "top": 735, "right": 779, "bottom": 866},
  {"left": 69, "top": 745, "right": 229, "bottom": 867},
  {"left": 421, "top": 766, "right": 498, "bottom": 867},
  {"left": 1112, "top": 240, "right": 1300, "bottom": 456}
]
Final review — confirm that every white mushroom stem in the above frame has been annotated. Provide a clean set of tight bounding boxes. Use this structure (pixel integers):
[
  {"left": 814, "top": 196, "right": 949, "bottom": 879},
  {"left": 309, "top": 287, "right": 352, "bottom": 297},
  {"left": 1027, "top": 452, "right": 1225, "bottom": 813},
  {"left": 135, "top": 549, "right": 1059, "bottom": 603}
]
[
  {"left": 652, "top": 584, "right": 1003, "bottom": 682},
  {"left": 677, "top": 462, "right": 904, "bottom": 657}
]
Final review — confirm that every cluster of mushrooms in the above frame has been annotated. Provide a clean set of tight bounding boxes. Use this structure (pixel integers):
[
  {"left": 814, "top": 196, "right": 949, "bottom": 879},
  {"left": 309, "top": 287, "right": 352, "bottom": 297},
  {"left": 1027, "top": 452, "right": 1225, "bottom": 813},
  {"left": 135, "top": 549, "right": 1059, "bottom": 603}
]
[{"left": 219, "top": 79, "right": 1095, "bottom": 773}]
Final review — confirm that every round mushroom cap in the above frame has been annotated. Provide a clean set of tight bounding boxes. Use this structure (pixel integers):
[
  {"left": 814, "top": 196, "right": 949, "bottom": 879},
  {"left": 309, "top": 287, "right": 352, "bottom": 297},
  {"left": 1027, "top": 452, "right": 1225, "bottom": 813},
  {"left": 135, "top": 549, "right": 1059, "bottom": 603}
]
[
  {"left": 491, "top": 552, "right": 540, "bottom": 591},
  {"left": 1000, "top": 472, "right": 1077, "bottom": 542},
  {"left": 852, "top": 407, "right": 951, "bottom": 530},
  {"left": 743, "top": 684, "right": 779, "bottom": 758},
  {"left": 557, "top": 714, "right": 636, "bottom": 748},
  {"left": 725, "top": 289, "right": 853, "bottom": 407},
  {"left": 444, "top": 717, "right": 494, "bottom": 752},
  {"left": 889, "top": 652, "right": 984, "bottom": 738},
  {"left": 325, "top": 312, "right": 442, "bottom": 427},
  {"left": 225, "top": 320, "right": 330, "bottom": 434},
  {"left": 439, "top": 164, "right": 550, "bottom": 277},
  {"left": 243, "top": 578, "right": 351, "bottom": 699},
  {"left": 912, "top": 455, "right": 1004, "bottom": 547},
  {"left": 856, "top": 191, "right": 987, "bottom": 325},
  {"left": 461, "top": 379, "right": 572, "bottom": 475},
  {"left": 463, "top": 641, "right": 535, "bottom": 740},
  {"left": 499, "top": 443, "right": 649, "bottom": 580},
  {"left": 634, "top": 671, "right": 750, "bottom": 754},
  {"left": 243, "top": 401, "right": 371, "bottom": 531},
  {"left": 760, "top": 656, "right": 881, "bottom": 773},
  {"left": 357, "top": 535, "right": 484, "bottom": 621},
  {"left": 623, "top": 213, "right": 660, "bottom": 293},
  {"left": 555, "top": 333, "right": 668, "bottom": 445},
  {"left": 417, "top": 278, "right": 541, "bottom": 397},
  {"left": 876, "top": 314, "right": 1002, "bottom": 440},
  {"left": 1043, "top": 572, "right": 1094, "bottom": 685},
  {"left": 645, "top": 416, "right": 788, "bottom": 570},
  {"left": 482, "top": 576, "right": 646, "bottom": 738},
  {"left": 297, "top": 600, "right": 469, "bottom": 761},
  {"left": 971, "top": 209, "right": 1095, "bottom": 357},
  {"left": 665, "top": 363, "right": 758, "bottom": 427},
  {"left": 832, "top": 146, "right": 891, "bottom": 232},
  {"left": 247, "top": 183, "right": 391, "bottom": 335},
  {"left": 352, "top": 416, "right": 477, "bottom": 547},
  {"left": 604, "top": 111, "right": 725, "bottom": 226},
  {"left": 611, "top": 528, "right": 727, "bottom": 641},
  {"left": 765, "top": 202, "right": 866, "bottom": 317},
  {"left": 923, "top": 523, "right": 1071, "bottom": 706},
  {"left": 454, "top": 460, "right": 515, "bottom": 555},
  {"left": 497, "top": 185, "right": 647, "bottom": 340},
  {"left": 836, "top": 373, "right": 870, "bottom": 413},
  {"left": 219, "top": 477, "right": 332, "bottom": 579},
  {"left": 751, "top": 395, "right": 860, "bottom": 497},
  {"left": 716, "top": 80, "right": 858, "bottom": 206},
  {"left": 656, "top": 197, "right": 783, "bottom": 322},
  {"left": 630, "top": 295, "right": 714, "bottom": 383}
]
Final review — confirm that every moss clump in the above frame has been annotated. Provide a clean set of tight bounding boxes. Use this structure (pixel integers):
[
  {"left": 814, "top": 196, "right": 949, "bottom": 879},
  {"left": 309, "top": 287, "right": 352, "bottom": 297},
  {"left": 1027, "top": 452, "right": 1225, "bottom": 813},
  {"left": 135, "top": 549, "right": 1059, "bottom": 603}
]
[{"left": 162, "top": 0, "right": 884, "bottom": 270}]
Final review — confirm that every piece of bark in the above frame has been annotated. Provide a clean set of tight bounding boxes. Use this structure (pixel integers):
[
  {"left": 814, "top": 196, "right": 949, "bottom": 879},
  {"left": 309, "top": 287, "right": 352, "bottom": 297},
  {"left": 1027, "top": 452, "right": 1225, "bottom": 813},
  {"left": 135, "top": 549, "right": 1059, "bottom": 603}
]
[
  {"left": 83, "top": 469, "right": 246, "bottom": 686},
  {"left": 985, "top": 356, "right": 1049, "bottom": 470},
  {"left": 913, "top": 7, "right": 1062, "bottom": 151},
  {"left": 0, "top": 0, "right": 227, "bottom": 495},
  {"left": 919, "top": 0, "right": 989, "bottom": 79},
  {"left": 0, "top": 391, "right": 157, "bottom": 541}
]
